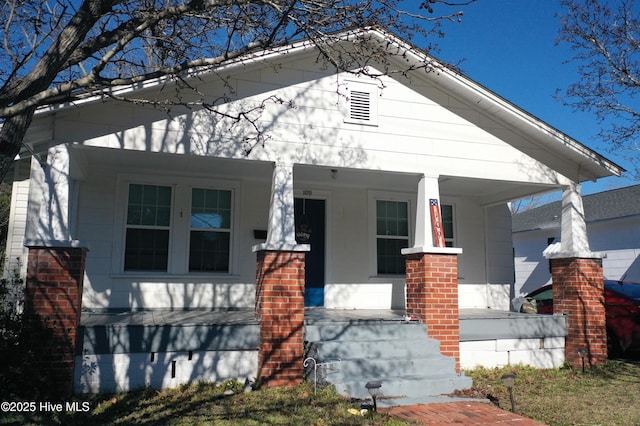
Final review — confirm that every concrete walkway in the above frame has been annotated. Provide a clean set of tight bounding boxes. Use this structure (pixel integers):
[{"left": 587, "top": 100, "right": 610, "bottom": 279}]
[{"left": 383, "top": 401, "right": 547, "bottom": 425}]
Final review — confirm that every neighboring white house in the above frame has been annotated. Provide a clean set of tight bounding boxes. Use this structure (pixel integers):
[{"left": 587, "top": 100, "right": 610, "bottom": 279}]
[
  {"left": 513, "top": 185, "right": 640, "bottom": 298},
  {"left": 5, "top": 27, "right": 625, "bottom": 392}
]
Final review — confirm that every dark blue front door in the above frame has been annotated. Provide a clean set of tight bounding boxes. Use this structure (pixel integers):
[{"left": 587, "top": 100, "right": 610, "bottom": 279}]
[{"left": 294, "top": 198, "right": 325, "bottom": 307}]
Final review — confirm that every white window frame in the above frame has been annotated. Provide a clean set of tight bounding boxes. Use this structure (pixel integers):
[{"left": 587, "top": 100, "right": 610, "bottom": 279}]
[
  {"left": 123, "top": 183, "right": 174, "bottom": 272},
  {"left": 188, "top": 187, "right": 233, "bottom": 273},
  {"left": 368, "top": 191, "right": 415, "bottom": 277},
  {"left": 112, "top": 174, "right": 240, "bottom": 276},
  {"left": 343, "top": 79, "right": 379, "bottom": 126}
]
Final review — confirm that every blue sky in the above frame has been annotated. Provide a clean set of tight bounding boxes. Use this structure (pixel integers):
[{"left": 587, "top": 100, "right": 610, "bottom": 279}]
[{"left": 427, "top": 0, "right": 639, "bottom": 196}]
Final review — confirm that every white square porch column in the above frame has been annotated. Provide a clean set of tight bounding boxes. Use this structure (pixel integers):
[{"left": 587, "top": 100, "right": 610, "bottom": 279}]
[
  {"left": 546, "top": 183, "right": 602, "bottom": 259},
  {"left": 253, "top": 162, "right": 310, "bottom": 253},
  {"left": 402, "top": 174, "right": 461, "bottom": 255}
]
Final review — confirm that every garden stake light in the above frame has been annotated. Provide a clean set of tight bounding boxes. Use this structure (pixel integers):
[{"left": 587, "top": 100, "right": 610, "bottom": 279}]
[
  {"left": 578, "top": 348, "right": 588, "bottom": 373},
  {"left": 365, "top": 381, "right": 382, "bottom": 412},
  {"left": 501, "top": 374, "right": 516, "bottom": 412}
]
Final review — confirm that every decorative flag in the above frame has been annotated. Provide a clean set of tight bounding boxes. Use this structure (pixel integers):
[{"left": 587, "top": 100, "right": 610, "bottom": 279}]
[{"left": 429, "top": 199, "right": 445, "bottom": 247}]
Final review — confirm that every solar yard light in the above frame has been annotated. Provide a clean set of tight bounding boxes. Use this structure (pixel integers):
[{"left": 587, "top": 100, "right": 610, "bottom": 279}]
[
  {"left": 365, "top": 381, "right": 382, "bottom": 412},
  {"left": 501, "top": 374, "right": 516, "bottom": 412},
  {"left": 577, "top": 348, "right": 588, "bottom": 373}
]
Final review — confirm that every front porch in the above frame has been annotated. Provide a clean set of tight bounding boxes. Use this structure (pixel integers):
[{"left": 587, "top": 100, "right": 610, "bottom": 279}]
[{"left": 75, "top": 307, "right": 567, "bottom": 394}]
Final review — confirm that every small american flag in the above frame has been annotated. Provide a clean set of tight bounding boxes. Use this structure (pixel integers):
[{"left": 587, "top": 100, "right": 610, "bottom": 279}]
[{"left": 429, "top": 199, "right": 439, "bottom": 206}]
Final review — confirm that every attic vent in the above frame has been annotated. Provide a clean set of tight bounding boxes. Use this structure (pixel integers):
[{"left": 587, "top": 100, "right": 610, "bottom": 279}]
[
  {"left": 350, "top": 90, "right": 371, "bottom": 121},
  {"left": 344, "top": 80, "right": 378, "bottom": 126}
]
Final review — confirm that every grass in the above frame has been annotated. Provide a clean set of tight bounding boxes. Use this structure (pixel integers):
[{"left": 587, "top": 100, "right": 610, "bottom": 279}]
[
  {"left": 2, "top": 361, "right": 640, "bottom": 425},
  {"left": 0, "top": 381, "right": 404, "bottom": 426},
  {"left": 458, "top": 359, "right": 640, "bottom": 426}
]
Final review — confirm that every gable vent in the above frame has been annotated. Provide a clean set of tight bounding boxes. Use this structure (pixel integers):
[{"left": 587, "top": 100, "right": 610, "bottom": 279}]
[{"left": 350, "top": 90, "right": 371, "bottom": 121}]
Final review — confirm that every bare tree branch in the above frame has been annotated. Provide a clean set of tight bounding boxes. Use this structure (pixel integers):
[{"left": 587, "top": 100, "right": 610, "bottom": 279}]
[
  {"left": 0, "top": 0, "right": 477, "bottom": 181},
  {"left": 557, "top": 0, "right": 640, "bottom": 177}
]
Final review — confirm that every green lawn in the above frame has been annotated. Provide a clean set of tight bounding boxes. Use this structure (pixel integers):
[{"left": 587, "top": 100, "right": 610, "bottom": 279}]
[
  {"left": 459, "top": 360, "right": 640, "bottom": 426},
  {"left": 2, "top": 360, "right": 639, "bottom": 425}
]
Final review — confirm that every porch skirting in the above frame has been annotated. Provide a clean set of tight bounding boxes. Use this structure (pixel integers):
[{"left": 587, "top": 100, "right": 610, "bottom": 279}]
[{"left": 74, "top": 308, "right": 567, "bottom": 393}]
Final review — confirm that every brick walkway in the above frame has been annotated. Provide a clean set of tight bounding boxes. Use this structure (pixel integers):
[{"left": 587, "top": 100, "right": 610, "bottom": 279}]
[{"left": 382, "top": 401, "right": 547, "bottom": 425}]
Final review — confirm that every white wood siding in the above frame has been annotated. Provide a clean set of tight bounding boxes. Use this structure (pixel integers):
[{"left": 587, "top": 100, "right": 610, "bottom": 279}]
[
  {"left": 4, "top": 160, "right": 31, "bottom": 277},
  {"left": 51, "top": 56, "right": 565, "bottom": 189}
]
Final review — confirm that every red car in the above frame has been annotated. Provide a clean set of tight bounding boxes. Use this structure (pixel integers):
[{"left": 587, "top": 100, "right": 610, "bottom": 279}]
[{"left": 520, "top": 280, "right": 640, "bottom": 358}]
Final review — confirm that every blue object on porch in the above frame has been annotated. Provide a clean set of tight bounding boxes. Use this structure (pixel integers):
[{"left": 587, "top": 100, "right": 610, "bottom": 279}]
[{"left": 305, "top": 288, "right": 324, "bottom": 307}]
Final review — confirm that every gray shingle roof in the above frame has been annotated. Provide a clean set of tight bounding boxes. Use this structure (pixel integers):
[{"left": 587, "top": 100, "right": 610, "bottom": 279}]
[{"left": 512, "top": 185, "right": 640, "bottom": 232}]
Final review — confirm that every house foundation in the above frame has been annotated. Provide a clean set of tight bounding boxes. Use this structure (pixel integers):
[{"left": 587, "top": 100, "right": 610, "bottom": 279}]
[
  {"left": 24, "top": 244, "right": 88, "bottom": 397},
  {"left": 255, "top": 250, "right": 306, "bottom": 387},
  {"left": 405, "top": 251, "right": 462, "bottom": 372},
  {"left": 550, "top": 257, "right": 607, "bottom": 368}
]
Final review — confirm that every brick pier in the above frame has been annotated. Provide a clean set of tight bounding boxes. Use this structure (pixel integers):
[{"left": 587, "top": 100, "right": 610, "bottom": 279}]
[
  {"left": 405, "top": 252, "right": 461, "bottom": 372},
  {"left": 24, "top": 245, "right": 88, "bottom": 397},
  {"left": 255, "top": 250, "right": 306, "bottom": 387},
  {"left": 550, "top": 257, "right": 607, "bottom": 367}
]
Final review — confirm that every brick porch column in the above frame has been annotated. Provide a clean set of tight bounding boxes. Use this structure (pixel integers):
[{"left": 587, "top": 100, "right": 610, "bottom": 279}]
[
  {"left": 24, "top": 244, "right": 88, "bottom": 397},
  {"left": 255, "top": 250, "right": 306, "bottom": 387},
  {"left": 550, "top": 257, "right": 607, "bottom": 368},
  {"left": 545, "top": 184, "right": 607, "bottom": 368},
  {"left": 405, "top": 251, "right": 462, "bottom": 372}
]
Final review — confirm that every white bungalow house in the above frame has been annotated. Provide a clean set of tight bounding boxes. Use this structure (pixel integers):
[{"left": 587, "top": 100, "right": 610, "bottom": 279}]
[{"left": 6, "top": 27, "right": 624, "bottom": 396}]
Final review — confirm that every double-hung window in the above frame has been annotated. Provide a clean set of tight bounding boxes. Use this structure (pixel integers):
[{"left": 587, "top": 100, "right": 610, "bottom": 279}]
[
  {"left": 121, "top": 179, "right": 235, "bottom": 274},
  {"left": 189, "top": 188, "right": 231, "bottom": 272},
  {"left": 124, "top": 184, "right": 172, "bottom": 271},
  {"left": 375, "top": 199, "right": 410, "bottom": 275}
]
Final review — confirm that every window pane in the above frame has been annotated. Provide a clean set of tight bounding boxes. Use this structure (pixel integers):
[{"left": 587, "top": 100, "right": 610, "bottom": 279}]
[
  {"left": 124, "top": 229, "right": 169, "bottom": 271},
  {"left": 398, "top": 218, "right": 408, "bottom": 236},
  {"left": 189, "top": 231, "right": 230, "bottom": 272},
  {"left": 218, "top": 190, "right": 231, "bottom": 209},
  {"left": 128, "top": 184, "right": 143, "bottom": 204},
  {"left": 377, "top": 238, "right": 408, "bottom": 274}
]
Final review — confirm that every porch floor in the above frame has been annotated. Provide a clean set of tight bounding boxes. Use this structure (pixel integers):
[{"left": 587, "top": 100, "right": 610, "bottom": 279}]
[{"left": 80, "top": 308, "right": 534, "bottom": 327}]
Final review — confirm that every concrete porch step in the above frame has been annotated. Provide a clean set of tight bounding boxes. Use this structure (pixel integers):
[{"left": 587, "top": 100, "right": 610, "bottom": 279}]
[
  {"left": 305, "top": 321, "right": 428, "bottom": 342},
  {"left": 335, "top": 373, "right": 472, "bottom": 402},
  {"left": 310, "top": 338, "right": 442, "bottom": 359},
  {"left": 313, "top": 352, "right": 457, "bottom": 379},
  {"left": 305, "top": 320, "right": 472, "bottom": 406}
]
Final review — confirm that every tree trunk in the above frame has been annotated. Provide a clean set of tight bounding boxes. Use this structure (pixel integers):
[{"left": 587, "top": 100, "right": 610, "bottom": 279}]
[{"left": 0, "top": 108, "right": 36, "bottom": 180}]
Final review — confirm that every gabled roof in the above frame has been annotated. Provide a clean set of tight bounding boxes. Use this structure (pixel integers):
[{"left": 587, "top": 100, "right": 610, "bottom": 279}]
[
  {"left": 27, "top": 26, "right": 624, "bottom": 183},
  {"left": 512, "top": 184, "right": 640, "bottom": 232}
]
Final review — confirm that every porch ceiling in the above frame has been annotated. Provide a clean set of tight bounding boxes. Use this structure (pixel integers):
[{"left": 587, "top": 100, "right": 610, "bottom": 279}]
[{"left": 438, "top": 176, "right": 561, "bottom": 206}]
